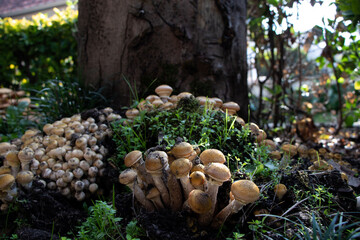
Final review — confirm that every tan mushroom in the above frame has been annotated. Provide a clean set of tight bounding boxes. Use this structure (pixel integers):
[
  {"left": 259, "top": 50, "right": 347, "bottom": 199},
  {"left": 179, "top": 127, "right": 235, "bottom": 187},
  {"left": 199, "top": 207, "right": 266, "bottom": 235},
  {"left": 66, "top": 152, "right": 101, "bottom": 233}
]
[
  {"left": 18, "top": 147, "right": 34, "bottom": 171},
  {"left": 202, "top": 162, "right": 231, "bottom": 225},
  {"left": 222, "top": 101, "right": 240, "bottom": 115},
  {"left": 211, "top": 180, "right": 260, "bottom": 228},
  {"left": 274, "top": 183, "right": 287, "bottom": 200},
  {"left": 119, "top": 168, "right": 155, "bottom": 212},
  {"left": 189, "top": 171, "right": 207, "bottom": 191},
  {"left": 5, "top": 151, "right": 20, "bottom": 176},
  {"left": 0, "top": 174, "right": 17, "bottom": 202},
  {"left": 199, "top": 149, "right": 226, "bottom": 166},
  {"left": 170, "top": 158, "right": 194, "bottom": 199},
  {"left": 16, "top": 171, "right": 34, "bottom": 190},
  {"left": 145, "top": 151, "right": 171, "bottom": 208},
  {"left": 155, "top": 85, "right": 173, "bottom": 103}
]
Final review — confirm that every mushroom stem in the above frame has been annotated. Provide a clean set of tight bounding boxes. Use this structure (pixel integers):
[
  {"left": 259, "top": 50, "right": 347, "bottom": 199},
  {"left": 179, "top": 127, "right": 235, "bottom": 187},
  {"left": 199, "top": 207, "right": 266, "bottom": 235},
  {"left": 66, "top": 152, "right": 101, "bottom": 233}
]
[
  {"left": 211, "top": 200, "right": 243, "bottom": 228},
  {"left": 167, "top": 172, "right": 183, "bottom": 212},
  {"left": 179, "top": 176, "right": 194, "bottom": 198},
  {"left": 148, "top": 194, "right": 165, "bottom": 210},
  {"left": 152, "top": 174, "right": 170, "bottom": 207},
  {"left": 133, "top": 183, "right": 155, "bottom": 212},
  {"left": 199, "top": 183, "right": 219, "bottom": 226}
]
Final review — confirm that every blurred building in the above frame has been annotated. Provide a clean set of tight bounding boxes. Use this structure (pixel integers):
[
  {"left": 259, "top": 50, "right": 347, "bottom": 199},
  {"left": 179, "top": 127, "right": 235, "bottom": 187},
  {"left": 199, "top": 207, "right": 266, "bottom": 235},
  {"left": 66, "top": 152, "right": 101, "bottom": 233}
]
[{"left": 0, "top": 0, "right": 68, "bottom": 19}]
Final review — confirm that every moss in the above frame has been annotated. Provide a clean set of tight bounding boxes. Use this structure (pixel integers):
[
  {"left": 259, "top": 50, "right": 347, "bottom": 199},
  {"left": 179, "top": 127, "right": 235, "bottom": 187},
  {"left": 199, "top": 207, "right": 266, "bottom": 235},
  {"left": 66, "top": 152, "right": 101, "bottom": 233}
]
[{"left": 176, "top": 96, "right": 200, "bottom": 112}]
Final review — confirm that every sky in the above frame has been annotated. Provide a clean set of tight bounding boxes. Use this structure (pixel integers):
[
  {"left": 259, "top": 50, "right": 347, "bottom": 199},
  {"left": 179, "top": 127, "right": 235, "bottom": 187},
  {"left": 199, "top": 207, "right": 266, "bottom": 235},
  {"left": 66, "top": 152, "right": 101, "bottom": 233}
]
[{"left": 288, "top": 0, "right": 337, "bottom": 32}]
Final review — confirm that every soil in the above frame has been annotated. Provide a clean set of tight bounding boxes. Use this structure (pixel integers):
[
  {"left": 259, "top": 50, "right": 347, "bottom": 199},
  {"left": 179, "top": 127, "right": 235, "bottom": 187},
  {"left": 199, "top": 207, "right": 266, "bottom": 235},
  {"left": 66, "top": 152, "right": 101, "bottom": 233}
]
[{"left": 1, "top": 127, "right": 360, "bottom": 240}]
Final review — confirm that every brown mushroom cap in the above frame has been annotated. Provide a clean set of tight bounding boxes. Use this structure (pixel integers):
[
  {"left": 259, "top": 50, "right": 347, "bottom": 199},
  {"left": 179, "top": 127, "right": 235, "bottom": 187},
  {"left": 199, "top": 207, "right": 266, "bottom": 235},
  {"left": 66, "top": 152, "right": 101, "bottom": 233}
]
[
  {"left": 0, "top": 142, "right": 16, "bottom": 155},
  {"left": 152, "top": 99, "right": 164, "bottom": 107},
  {"left": 177, "top": 92, "right": 193, "bottom": 99},
  {"left": 235, "top": 117, "right": 245, "bottom": 126},
  {"left": 190, "top": 164, "right": 205, "bottom": 174},
  {"left": 269, "top": 150, "right": 282, "bottom": 160},
  {"left": 170, "top": 158, "right": 193, "bottom": 178},
  {"left": 124, "top": 150, "right": 143, "bottom": 168},
  {"left": 256, "top": 129, "right": 267, "bottom": 143},
  {"left": 16, "top": 171, "right": 34, "bottom": 185},
  {"left": 119, "top": 169, "right": 137, "bottom": 185},
  {"left": 145, "top": 151, "right": 168, "bottom": 173},
  {"left": 125, "top": 108, "right": 140, "bottom": 119},
  {"left": 199, "top": 149, "right": 226, "bottom": 165},
  {"left": 171, "top": 142, "right": 193, "bottom": 159},
  {"left": 0, "top": 166, "right": 11, "bottom": 175},
  {"left": 274, "top": 183, "right": 287, "bottom": 200},
  {"left": 260, "top": 139, "right": 277, "bottom": 151},
  {"left": 18, "top": 147, "right": 34, "bottom": 161},
  {"left": 211, "top": 97, "right": 223, "bottom": 109},
  {"left": 155, "top": 85, "right": 173, "bottom": 98},
  {"left": 205, "top": 163, "right": 231, "bottom": 184},
  {"left": 281, "top": 143, "right": 297, "bottom": 157},
  {"left": 5, "top": 151, "right": 20, "bottom": 168},
  {"left": 189, "top": 171, "right": 206, "bottom": 188},
  {"left": 231, "top": 180, "right": 260, "bottom": 205},
  {"left": 188, "top": 189, "right": 212, "bottom": 214},
  {"left": 222, "top": 101, "right": 240, "bottom": 115},
  {"left": 311, "top": 160, "right": 332, "bottom": 170},
  {"left": 0, "top": 174, "right": 15, "bottom": 191},
  {"left": 145, "top": 95, "right": 160, "bottom": 103}
]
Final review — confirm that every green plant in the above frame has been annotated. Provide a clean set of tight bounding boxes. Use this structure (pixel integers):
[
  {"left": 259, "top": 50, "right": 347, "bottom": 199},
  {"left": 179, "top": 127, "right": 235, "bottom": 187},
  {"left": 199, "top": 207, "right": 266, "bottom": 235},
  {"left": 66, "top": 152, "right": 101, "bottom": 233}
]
[
  {"left": 0, "top": 101, "right": 39, "bottom": 142},
  {"left": 0, "top": 4, "right": 78, "bottom": 88},
  {"left": 28, "top": 78, "right": 108, "bottom": 124},
  {"left": 296, "top": 212, "right": 360, "bottom": 240},
  {"left": 226, "top": 232, "right": 245, "bottom": 240},
  {"left": 125, "top": 220, "right": 145, "bottom": 240},
  {"left": 111, "top": 97, "right": 256, "bottom": 172},
  {"left": 77, "top": 200, "right": 124, "bottom": 240}
]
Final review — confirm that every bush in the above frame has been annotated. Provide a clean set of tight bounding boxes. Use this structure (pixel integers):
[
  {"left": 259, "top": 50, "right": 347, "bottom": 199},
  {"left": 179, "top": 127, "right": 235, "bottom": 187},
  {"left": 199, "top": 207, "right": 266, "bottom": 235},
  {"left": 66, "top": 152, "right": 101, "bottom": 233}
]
[{"left": 0, "top": 5, "right": 78, "bottom": 88}]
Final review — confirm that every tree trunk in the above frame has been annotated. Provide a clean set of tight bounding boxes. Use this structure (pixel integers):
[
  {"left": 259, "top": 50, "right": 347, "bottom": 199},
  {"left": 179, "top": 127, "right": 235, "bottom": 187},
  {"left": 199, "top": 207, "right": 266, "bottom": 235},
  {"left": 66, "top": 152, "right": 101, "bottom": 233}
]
[{"left": 77, "top": 0, "right": 248, "bottom": 118}]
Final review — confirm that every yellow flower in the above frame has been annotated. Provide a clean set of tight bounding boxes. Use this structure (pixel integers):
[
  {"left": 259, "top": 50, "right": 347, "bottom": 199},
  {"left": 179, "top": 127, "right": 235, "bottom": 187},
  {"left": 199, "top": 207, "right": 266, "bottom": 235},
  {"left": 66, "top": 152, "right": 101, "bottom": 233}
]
[
  {"left": 9, "top": 64, "right": 15, "bottom": 69},
  {"left": 21, "top": 78, "right": 28, "bottom": 84}
]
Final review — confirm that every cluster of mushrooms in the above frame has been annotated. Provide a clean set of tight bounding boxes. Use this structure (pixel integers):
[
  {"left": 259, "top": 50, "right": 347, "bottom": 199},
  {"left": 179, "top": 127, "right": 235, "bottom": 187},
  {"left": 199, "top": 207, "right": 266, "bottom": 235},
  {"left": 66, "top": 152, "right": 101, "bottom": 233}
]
[
  {"left": 0, "top": 87, "right": 31, "bottom": 115},
  {"left": 119, "top": 143, "right": 261, "bottom": 229},
  {"left": 123, "top": 84, "right": 247, "bottom": 126},
  {"left": 0, "top": 107, "right": 121, "bottom": 210}
]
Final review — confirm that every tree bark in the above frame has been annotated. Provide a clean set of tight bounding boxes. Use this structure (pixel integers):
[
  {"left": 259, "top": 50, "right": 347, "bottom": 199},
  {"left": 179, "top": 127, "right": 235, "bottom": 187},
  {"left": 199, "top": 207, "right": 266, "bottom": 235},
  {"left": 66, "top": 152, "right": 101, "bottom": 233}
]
[{"left": 77, "top": 0, "right": 248, "bottom": 118}]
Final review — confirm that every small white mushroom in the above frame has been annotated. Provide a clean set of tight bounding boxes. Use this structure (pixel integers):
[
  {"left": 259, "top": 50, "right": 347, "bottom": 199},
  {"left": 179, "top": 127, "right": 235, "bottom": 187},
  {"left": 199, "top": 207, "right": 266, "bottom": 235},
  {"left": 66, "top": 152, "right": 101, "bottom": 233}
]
[
  {"left": 73, "top": 168, "right": 84, "bottom": 179},
  {"left": 55, "top": 169, "right": 65, "bottom": 179},
  {"left": 74, "top": 180, "right": 85, "bottom": 192},
  {"left": 88, "top": 166, "right": 98, "bottom": 177},
  {"left": 89, "top": 123, "right": 98, "bottom": 133},
  {"left": 62, "top": 171, "right": 74, "bottom": 183},
  {"left": 89, "top": 183, "right": 98, "bottom": 194},
  {"left": 93, "top": 160, "right": 104, "bottom": 169},
  {"left": 52, "top": 162, "right": 63, "bottom": 172},
  {"left": 79, "top": 160, "right": 90, "bottom": 171},
  {"left": 68, "top": 157, "right": 80, "bottom": 169},
  {"left": 56, "top": 178, "right": 67, "bottom": 188},
  {"left": 47, "top": 181, "right": 57, "bottom": 190},
  {"left": 42, "top": 168, "right": 52, "bottom": 178},
  {"left": 75, "top": 191, "right": 86, "bottom": 201},
  {"left": 30, "top": 159, "right": 40, "bottom": 174},
  {"left": 60, "top": 187, "right": 71, "bottom": 197},
  {"left": 18, "top": 147, "right": 34, "bottom": 171}
]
